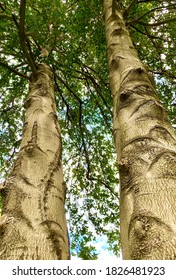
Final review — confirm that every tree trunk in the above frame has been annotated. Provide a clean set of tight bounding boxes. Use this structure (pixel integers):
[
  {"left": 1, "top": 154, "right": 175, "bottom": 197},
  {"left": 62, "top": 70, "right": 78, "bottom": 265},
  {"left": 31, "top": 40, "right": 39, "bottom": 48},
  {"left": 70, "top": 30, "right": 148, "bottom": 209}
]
[
  {"left": 0, "top": 64, "right": 70, "bottom": 260},
  {"left": 104, "top": 0, "right": 176, "bottom": 259}
]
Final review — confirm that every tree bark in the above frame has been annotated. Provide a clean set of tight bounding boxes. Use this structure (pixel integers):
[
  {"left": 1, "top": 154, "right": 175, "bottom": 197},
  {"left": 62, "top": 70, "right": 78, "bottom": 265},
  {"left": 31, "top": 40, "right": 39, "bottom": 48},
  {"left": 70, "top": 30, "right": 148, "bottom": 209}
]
[
  {"left": 104, "top": 0, "right": 176, "bottom": 259},
  {"left": 0, "top": 64, "right": 70, "bottom": 260}
]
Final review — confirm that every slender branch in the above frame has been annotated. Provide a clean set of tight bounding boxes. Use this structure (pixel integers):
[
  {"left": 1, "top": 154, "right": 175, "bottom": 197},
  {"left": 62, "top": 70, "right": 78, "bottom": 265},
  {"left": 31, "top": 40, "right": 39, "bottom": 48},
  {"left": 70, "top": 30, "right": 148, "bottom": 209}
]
[
  {"left": 81, "top": 67, "right": 113, "bottom": 116},
  {"left": 77, "top": 65, "right": 106, "bottom": 84},
  {"left": 89, "top": 176, "right": 119, "bottom": 198},
  {"left": 55, "top": 73, "right": 82, "bottom": 104},
  {"left": 67, "top": 0, "right": 78, "bottom": 13},
  {"left": 0, "top": 2, "right": 6, "bottom": 11},
  {"left": 25, "top": 36, "right": 37, "bottom": 63},
  {"left": 18, "top": 0, "right": 37, "bottom": 74},
  {"left": 123, "top": 0, "right": 138, "bottom": 17},
  {"left": 53, "top": 61, "right": 111, "bottom": 113},
  {"left": 130, "top": 24, "right": 164, "bottom": 40},
  {"left": 129, "top": 17, "right": 176, "bottom": 27},
  {"left": 131, "top": 4, "right": 176, "bottom": 22},
  {"left": 134, "top": 24, "right": 176, "bottom": 82},
  {"left": 138, "top": 0, "right": 164, "bottom": 3},
  {"left": 28, "top": 34, "right": 41, "bottom": 51},
  {"left": 0, "top": 14, "right": 13, "bottom": 20},
  {"left": 0, "top": 61, "right": 30, "bottom": 80},
  {"left": 60, "top": 78, "right": 91, "bottom": 179},
  {"left": 72, "top": 57, "right": 109, "bottom": 88},
  {"left": 81, "top": 63, "right": 108, "bottom": 87},
  {"left": 53, "top": 70, "right": 72, "bottom": 123},
  {"left": 143, "top": 26, "right": 162, "bottom": 56},
  {"left": 152, "top": 70, "right": 176, "bottom": 80},
  {"left": 130, "top": 24, "right": 163, "bottom": 67},
  {"left": 79, "top": 104, "right": 92, "bottom": 179},
  {"left": 85, "top": 78, "right": 111, "bottom": 129}
]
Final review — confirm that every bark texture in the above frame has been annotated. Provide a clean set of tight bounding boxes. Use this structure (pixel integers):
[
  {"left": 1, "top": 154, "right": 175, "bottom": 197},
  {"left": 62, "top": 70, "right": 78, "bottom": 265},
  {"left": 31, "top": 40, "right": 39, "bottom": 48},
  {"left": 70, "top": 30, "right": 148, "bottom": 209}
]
[
  {"left": 0, "top": 64, "right": 70, "bottom": 259},
  {"left": 104, "top": 0, "right": 176, "bottom": 259}
]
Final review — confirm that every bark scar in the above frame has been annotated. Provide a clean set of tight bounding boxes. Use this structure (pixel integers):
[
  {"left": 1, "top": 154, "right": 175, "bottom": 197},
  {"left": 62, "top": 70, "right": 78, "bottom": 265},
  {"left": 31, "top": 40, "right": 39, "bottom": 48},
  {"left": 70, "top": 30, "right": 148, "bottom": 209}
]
[{"left": 0, "top": 214, "right": 14, "bottom": 229}]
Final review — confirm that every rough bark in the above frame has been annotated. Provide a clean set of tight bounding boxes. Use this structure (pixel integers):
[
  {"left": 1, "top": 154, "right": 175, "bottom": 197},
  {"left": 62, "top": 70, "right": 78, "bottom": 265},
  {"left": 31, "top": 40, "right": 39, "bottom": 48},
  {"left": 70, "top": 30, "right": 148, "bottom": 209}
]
[
  {"left": 104, "top": 0, "right": 176, "bottom": 259},
  {"left": 0, "top": 64, "right": 70, "bottom": 260}
]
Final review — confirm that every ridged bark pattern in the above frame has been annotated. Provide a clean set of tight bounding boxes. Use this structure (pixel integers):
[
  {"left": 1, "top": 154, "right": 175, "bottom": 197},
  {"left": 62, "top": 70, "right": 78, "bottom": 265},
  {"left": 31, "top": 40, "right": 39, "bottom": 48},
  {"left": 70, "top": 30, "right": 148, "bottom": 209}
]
[
  {"left": 0, "top": 64, "right": 70, "bottom": 260},
  {"left": 104, "top": 0, "right": 176, "bottom": 259}
]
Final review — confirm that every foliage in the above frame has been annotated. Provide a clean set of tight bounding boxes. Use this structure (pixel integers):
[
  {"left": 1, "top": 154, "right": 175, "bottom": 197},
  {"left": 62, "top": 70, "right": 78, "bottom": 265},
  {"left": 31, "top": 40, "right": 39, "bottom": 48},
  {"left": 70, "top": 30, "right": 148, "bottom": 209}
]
[
  {"left": 124, "top": 0, "right": 176, "bottom": 124},
  {"left": 0, "top": 0, "right": 175, "bottom": 258}
]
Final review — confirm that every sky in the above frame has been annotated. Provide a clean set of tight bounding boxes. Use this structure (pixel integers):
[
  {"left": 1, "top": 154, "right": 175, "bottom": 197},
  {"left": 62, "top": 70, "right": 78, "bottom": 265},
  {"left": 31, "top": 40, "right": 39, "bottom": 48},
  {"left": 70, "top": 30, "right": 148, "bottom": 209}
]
[
  {"left": 91, "top": 235, "right": 121, "bottom": 260},
  {"left": 71, "top": 235, "right": 121, "bottom": 260}
]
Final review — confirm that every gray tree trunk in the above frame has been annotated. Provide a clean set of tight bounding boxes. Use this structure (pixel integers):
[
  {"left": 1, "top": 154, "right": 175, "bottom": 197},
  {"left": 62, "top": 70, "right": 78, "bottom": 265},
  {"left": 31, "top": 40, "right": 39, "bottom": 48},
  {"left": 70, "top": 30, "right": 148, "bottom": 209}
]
[
  {"left": 104, "top": 0, "right": 176, "bottom": 259},
  {"left": 0, "top": 64, "right": 70, "bottom": 259}
]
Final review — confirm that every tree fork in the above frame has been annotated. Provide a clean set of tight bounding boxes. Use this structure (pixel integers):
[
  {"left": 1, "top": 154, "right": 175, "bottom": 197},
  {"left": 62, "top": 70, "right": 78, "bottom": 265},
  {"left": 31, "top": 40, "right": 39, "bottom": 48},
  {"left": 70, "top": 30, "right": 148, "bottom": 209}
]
[
  {"left": 0, "top": 63, "right": 70, "bottom": 260},
  {"left": 104, "top": 0, "right": 176, "bottom": 259}
]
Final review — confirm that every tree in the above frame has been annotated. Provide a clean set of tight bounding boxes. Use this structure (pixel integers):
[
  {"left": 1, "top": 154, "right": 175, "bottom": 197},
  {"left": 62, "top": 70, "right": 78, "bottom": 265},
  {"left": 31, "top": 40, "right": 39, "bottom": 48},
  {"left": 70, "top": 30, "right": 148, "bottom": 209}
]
[
  {"left": 0, "top": 0, "right": 175, "bottom": 260},
  {"left": 0, "top": 0, "right": 119, "bottom": 259},
  {"left": 104, "top": 0, "right": 176, "bottom": 259},
  {"left": 0, "top": 63, "right": 70, "bottom": 259},
  {"left": 0, "top": 1, "right": 70, "bottom": 259}
]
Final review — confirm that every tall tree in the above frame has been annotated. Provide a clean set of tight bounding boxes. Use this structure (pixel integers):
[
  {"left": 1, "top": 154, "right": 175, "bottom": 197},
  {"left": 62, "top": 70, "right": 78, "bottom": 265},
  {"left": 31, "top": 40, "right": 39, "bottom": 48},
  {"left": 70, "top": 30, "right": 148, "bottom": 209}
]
[
  {"left": 0, "top": 0, "right": 70, "bottom": 259},
  {"left": 0, "top": 63, "right": 70, "bottom": 259},
  {"left": 0, "top": 0, "right": 119, "bottom": 259},
  {"left": 104, "top": 0, "right": 176, "bottom": 259}
]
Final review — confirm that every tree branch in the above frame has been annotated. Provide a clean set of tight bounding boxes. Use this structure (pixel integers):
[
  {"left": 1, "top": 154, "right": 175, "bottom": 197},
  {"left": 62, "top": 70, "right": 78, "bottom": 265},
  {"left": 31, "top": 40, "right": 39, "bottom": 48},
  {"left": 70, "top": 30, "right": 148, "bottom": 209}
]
[
  {"left": 138, "top": 0, "right": 163, "bottom": 3},
  {"left": 0, "top": 2, "right": 6, "bottom": 11},
  {"left": 55, "top": 73, "right": 82, "bottom": 104},
  {"left": 81, "top": 63, "right": 108, "bottom": 87},
  {"left": 53, "top": 70, "right": 72, "bottom": 124},
  {"left": 85, "top": 78, "right": 112, "bottom": 129},
  {"left": 152, "top": 70, "right": 176, "bottom": 81},
  {"left": 18, "top": 0, "right": 37, "bottom": 74},
  {"left": 81, "top": 67, "right": 113, "bottom": 116},
  {"left": 130, "top": 4, "right": 175, "bottom": 22},
  {"left": 89, "top": 176, "right": 119, "bottom": 198},
  {"left": 129, "top": 17, "right": 176, "bottom": 27},
  {"left": 0, "top": 13, "right": 13, "bottom": 20},
  {"left": 130, "top": 24, "right": 164, "bottom": 40},
  {"left": 0, "top": 61, "right": 30, "bottom": 80},
  {"left": 123, "top": 0, "right": 138, "bottom": 17},
  {"left": 78, "top": 104, "right": 92, "bottom": 179}
]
